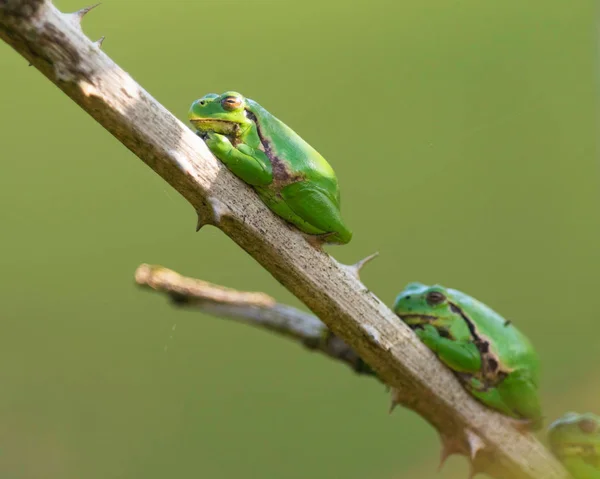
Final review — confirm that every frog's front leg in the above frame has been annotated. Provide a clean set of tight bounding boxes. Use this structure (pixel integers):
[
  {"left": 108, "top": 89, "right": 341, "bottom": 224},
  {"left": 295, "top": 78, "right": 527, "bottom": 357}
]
[
  {"left": 205, "top": 133, "right": 273, "bottom": 186},
  {"left": 416, "top": 324, "right": 482, "bottom": 374},
  {"left": 467, "top": 383, "right": 519, "bottom": 418}
]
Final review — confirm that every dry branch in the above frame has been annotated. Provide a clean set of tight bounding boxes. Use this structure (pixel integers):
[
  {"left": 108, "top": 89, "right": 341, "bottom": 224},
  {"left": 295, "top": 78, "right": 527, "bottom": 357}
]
[
  {"left": 0, "top": 1, "right": 570, "bottom": 477},
  {"left": 135, "top": 264, "right": 375, "bottom": 378}
]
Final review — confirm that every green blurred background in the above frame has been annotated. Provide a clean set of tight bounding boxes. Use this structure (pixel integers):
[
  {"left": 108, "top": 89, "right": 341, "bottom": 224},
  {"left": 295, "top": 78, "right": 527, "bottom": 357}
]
[{"left": 0, "top": 0, "right": 598, "bottom": 477}]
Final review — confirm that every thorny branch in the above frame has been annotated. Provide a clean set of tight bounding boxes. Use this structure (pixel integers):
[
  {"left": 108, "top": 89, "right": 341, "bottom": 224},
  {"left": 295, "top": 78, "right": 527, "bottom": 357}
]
[{"left": 0, "top": 1, "right": 570, "bottom": 477}]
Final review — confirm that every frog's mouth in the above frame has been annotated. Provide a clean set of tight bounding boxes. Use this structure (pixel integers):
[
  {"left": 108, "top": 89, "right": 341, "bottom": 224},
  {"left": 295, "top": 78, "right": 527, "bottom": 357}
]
[
  {"left": 553, "top": 443, "right": 599, "bottom": 463},
  {"left": 556, "top": 443, "right": 583, "bottom": 454},
  {"left": 189, "top": 118, "right": 241, "bottom": 137},
  {"left": 395, "top": 314, "right": 438, "bottom": 328}
]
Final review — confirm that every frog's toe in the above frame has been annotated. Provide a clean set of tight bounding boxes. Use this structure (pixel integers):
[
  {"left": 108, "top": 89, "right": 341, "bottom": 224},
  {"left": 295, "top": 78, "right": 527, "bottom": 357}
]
[
  {"left": 507, "top": 416, "right": 538, "bottom": 434},
  {"left": 301, "top": 232, "right": 332, "bottom": 250}
]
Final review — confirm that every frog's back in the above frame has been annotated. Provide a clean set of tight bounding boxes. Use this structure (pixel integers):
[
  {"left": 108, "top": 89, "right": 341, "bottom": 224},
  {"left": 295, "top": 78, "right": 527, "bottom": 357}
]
[
  {"left": 450, "top": 289, "right": 540, "bottom": 377},
  {"left": 246, "top": 100, "right": 339, "bottom": 192}
]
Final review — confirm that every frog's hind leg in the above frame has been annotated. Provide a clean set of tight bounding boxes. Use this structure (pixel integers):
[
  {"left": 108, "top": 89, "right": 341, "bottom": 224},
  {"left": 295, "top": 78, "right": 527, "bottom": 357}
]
[
  {"left": 496, "top": 371, "right": 543, "bottom": 430},
  {"left": 280, "top": 182, "right": 352, "bottom": 245},
  {"left": 467, "top": 381, "right": 517, "bottom": 418},
  {"left": 467, "top": 373, "right": 541, "bottom": 430}
]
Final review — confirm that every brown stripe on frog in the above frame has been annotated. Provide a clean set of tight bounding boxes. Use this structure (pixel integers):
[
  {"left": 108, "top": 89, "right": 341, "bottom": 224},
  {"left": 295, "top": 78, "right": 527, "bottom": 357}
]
[
  {"left": 245, "top": 110, "right": 305, "bottom": 188},
  {"left": 448, "top": 302, "right": 510, "bottom": 391}
]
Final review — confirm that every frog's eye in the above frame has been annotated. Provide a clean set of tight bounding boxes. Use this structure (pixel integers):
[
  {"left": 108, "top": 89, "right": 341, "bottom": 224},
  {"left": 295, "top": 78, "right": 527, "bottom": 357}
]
[
  {"left": 222, "top": 96, "right": 243, "bottom": 111},
  {"left": 578, "top": 418, "right": 597, "bottom": 434},
  {"left": 426, "top": 291, "right": 446, "bottom": 305}
]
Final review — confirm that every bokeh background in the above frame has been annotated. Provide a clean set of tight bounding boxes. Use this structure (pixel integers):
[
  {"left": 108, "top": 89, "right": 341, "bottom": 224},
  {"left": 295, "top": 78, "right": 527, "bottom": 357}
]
[{"left": 1, "top": 0, "right": 598, "bottom": 477}]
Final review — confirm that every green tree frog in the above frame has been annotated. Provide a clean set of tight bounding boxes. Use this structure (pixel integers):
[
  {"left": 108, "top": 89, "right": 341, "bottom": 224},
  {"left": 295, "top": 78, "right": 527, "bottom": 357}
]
[
  {"left": 393, "top": 282, "right": 542, "bottom": 428},
  {"left": 188, "top": 92, "right": 352, "bottom": 245},
  {"left": 549, "top": 412, "right": 600, "bottom": 479}
]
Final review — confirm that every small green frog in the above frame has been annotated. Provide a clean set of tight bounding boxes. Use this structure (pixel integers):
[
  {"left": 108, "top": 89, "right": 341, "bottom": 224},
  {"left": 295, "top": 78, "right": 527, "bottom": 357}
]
[
  {"left": 549, "top": 412, "right": 600, "bottom": 479},
  {"left": 393, "top": 282, "right": 542, "bottom": 428},
  {"left": 188, "top": 92, "right": 352, "bottom": 245}
]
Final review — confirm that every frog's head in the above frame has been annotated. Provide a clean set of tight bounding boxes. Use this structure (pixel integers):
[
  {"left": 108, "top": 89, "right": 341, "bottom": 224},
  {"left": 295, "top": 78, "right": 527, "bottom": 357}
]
[
  {"left": 548, "top": 412, "right": 600, "bottom": 461},
  {"left": 188, "top": 91, "right": 251, "bottom": 137},
  {"left": 393, "top": 283, "right": 459, "bottom": 331}
]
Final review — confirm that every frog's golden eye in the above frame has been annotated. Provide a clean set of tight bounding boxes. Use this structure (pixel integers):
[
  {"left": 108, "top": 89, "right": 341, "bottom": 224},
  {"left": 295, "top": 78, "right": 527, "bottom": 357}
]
[
  {"left": 578, "top": 418, "right": 597, "bottom": 434},
  {"left": 426, "top": 291, "right": 446, "bottom": 305},
  {"left": 222, "top": 96, "right": 243, "bottom": 111}
]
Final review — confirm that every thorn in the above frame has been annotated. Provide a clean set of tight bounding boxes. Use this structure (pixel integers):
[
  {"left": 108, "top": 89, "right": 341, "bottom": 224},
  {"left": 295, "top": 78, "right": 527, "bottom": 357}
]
[
  {"left": 388, "top": 387, "right": 401, "bottom": 414},
  {"left": 465, "top": 429, "right": 485, "bottom": 461},
  {"left": 28, "top": 63, "right": 32, "bottom": 67},
  {"left": 65, "top": 3, "right": 101, "bottom": 30},
  {"left": 195, "top": 198, "right": 230, "bottom": 231},
  {"left": 437, "top": 434, "right": 464, "bottom": 471},
  {"left": 345, "top": 252, "right": 379, "bottom": 280},
  {"left": 209, "top": 197, "right": 229, "bottom": 224},
  {"left": 93, "top": 36, "right": 105, "bottom": 48}
]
